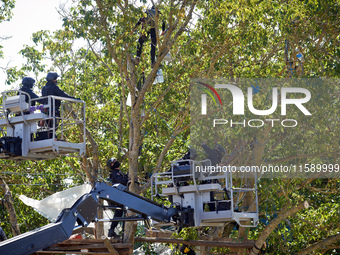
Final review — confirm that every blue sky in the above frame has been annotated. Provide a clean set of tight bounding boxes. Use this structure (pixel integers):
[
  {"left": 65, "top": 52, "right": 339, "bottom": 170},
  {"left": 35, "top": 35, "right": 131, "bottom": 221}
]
[{"left": 0, "top": 0, "right": 64, "bottom": 93}]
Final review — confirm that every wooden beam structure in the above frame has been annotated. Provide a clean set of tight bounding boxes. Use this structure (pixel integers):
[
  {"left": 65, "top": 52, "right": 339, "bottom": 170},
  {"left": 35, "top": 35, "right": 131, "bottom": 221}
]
[
  {"left": 32, "top": 230, "right": 256, "bottom": 254},
  {"left": 32, "top": 239, "right": 133, "bottom": 255},
  {"left": 143, "top": 229, "right": 255, "bottom": 248},
  {"left": 135, "top": 237, "right": 255, "bottom": 249}
]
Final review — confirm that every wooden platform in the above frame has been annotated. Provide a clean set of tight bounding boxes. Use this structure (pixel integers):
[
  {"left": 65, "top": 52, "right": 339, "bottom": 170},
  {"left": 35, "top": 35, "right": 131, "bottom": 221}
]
[
  {"left": 32, "top": 231, "right": 255, "bottom": 254},
  {"left": 32, "top": 239, "right": 132, "bottom": 255}
]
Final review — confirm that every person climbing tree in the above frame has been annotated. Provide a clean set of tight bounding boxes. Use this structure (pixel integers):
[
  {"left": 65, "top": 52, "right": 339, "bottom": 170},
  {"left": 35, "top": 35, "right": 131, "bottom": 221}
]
[{"left": 132, "top": 5, "right": 166, "bottom": 67}]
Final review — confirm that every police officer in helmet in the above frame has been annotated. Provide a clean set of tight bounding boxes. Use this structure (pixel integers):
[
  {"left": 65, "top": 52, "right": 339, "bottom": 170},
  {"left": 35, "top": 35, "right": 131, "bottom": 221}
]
[
  {"left": 107, "top": 158, "right": 128, "bottom": 186},
  {"left": 19, "top": 77, "right": 43, "bottom": 106},
  {"left": 41, "top": 72, "right": 80, "bottom": 138},
  {"left": 107, "top": 158, "right": 129, "bottom": 238},
  {"left": 42, "top": 72, "right": 80, "bottom": 114}
]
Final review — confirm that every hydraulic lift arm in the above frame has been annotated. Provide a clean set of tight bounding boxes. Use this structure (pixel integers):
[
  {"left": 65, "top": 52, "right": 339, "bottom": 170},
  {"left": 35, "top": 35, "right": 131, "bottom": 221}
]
[{"left": 0, "top": 182, "right": 179, "bottom": 255}]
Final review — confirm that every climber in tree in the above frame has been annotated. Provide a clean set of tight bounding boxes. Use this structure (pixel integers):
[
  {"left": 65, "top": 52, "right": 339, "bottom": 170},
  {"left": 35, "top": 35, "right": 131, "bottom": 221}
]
[{"left": 133, "top": 6, "right": 166, "bottom": 67}]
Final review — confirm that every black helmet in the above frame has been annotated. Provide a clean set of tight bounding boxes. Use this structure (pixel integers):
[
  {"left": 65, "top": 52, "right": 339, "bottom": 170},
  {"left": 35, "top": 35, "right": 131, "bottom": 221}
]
[
  {"left": 215, "top": 143, "right": 225, "bottom": 155},
  {"left": 190, "top": 149, "right": 198, "bottom": 159},
  {"left": 46, "top": 72, "right": 59, "bottom": 82},
  {"left": 22, "top": 77, "right": 35, "bottom": 88},
  {"left": 107, "top": 158, "right": 121, "bottom": 170},
  {"left": 182, "top": 149, "right": 198, "bottom": 160}
]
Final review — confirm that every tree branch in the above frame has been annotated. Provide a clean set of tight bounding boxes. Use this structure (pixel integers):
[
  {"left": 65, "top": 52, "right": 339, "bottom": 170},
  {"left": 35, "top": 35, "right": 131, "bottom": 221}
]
[
  {"left": 250, "top": 201, "right": 309, "bottom": 255},
  {"left": 0, "top": 176, "right": 21, "bottom": 236},
  {"left": 269, "top": 152, "right": 338, "bottom": 164},
  {"left": 295, "top": 233, "right": 340, "bottom": 255}
]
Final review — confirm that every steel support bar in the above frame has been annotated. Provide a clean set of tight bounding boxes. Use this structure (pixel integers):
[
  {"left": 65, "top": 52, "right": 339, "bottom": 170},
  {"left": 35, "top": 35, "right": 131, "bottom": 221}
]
[
  {"left": 0, "top": 182, "right": 178, "bottom": 255},
  {"left": 95, "top": 182, "right": 178, "bottom": 223},
  {"left": 0, "top": 210, "right": 77, "bottom": 255},
  {"left": 0, "top": 190, "right": 98, "bottom": 255},
  {"left": 98, "top": 217, "right": 145, "bottom": 222}
]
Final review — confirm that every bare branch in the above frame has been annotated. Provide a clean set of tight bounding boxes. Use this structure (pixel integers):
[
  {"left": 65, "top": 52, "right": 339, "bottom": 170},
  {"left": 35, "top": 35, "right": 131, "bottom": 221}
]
[
  {"left": 269, "top": 152, "right": 339, "bottom": 164},
  {"left": 295, "top": 233, "right": 340, "bottom": 255},
  {"left": 250, "top": 201, "right": 309, "bottom": 255},
  {"left": 0, "top": 175, "right": 21, "bottom": 236}
]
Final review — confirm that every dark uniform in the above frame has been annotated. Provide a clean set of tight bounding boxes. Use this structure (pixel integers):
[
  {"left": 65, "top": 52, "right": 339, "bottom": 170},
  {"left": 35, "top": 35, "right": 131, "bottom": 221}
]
[
  {"left": 109, "top": 168, "right": 128, "bottom": 186},
  {"left": 18, "top": 77, "right": 44, "bottom": 106},
  {"left": 42, "top": 72, "right": 78, "bottom": 117},
  {"left": 107, "top": 158, "right": 128, "bottom": 238},
  {"left": 135, "top": 6, "right": 166, "bottom": 66},
  {"left": 0, "top": 226, "right": 7, "bottom": 241},
  {"left": 201, "top": 142, "right": 225, "bottom": 166},
  {"left": 178, "top": 149, "right": 197, "bottom": 166},
  {"left": 41, "top": 72, "right": 79, "bottom": 138}
]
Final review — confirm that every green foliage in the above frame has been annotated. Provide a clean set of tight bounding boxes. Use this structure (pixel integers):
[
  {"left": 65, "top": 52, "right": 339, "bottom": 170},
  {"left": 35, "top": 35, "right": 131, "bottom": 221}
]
[
  {"left": 0, "top": 1, "right": 339, "bottom": 254},
  {"left": 172, "top": 227, "right": 199, "bottom": 241},
  {"left": 0, "top": 0, "right": 15, "bottom": 59},
  {"left": 5, "top": 66, "right": 25, "bottom": 85},
  {"left": 169, "top": 228, "right": 199, "bottom": 255},
  {"left": 0, "top": 0, "right": 15, "bottom": 23}
]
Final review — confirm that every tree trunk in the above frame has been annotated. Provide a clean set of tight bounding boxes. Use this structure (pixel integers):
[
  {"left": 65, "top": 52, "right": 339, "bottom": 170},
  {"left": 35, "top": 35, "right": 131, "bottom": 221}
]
[
  {"left": 65, "top": 104, "right": 102, "bottom": 238},
  {"left": 0, "top": 176, "right": 21, "bottom": 237},
  {"left": 236, "top": 127, "right": 272, "bottom": 255}
]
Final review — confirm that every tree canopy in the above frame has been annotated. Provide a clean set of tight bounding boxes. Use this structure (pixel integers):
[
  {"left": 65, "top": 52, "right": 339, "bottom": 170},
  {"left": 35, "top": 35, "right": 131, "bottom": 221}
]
[
  {"left": 0, "top": 0, "right": 15, "bottom": 59},
  {"left": 0, "top": 0, "right": 339, "bottom": 254}
]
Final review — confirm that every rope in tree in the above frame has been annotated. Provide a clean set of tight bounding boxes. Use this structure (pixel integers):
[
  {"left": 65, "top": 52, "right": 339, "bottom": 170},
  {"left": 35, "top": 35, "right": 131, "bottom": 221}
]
[
  {"left": 285, "top": 39, "right": 294, "bottom": 78},
  {"left": 284, "top": 39, "right": 304, "bottom": 77}
]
